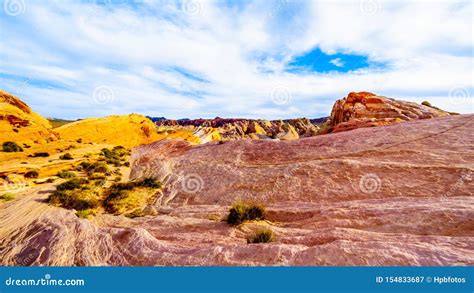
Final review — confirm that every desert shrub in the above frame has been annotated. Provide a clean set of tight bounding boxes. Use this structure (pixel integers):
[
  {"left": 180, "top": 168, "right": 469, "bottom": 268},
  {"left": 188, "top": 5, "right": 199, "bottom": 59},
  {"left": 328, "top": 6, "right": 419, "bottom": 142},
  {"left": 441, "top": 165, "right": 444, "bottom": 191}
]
[
  {"left": 76, "top": 209, "right": 95, "bottom": 219},
  {"left": 88, "top": 173, "right": 106, "bottom": 180},
  {"left": 76, "top": 138, "right": 83, "bottom": 143},
  {"left": 0, "top": 193, "right": 15, "bottom": 201},
  {"left": 94, "top": 179, "right": 107, "bottom": 187},
  {"left": 48, "top": 189, "right": 99, "bottom": 211},
  {"left": 24, "top": 170, "right": 39, "bottom": 179},
  {"left": 29, "top": 152, "right": 49, "bottom": 158},
  {"left": 123, "top": 162, "right": 130, "bottom": 167},
  {"left": 2, "top": 141, "right": 23, "bottom": 152},
  {"left": 137, "top": 177, "right": 161, "bottom": 188},
  {"left": 227, "top": 201, "right": 266, "bottom": 225},
  {"left": 114, "top": 176, "right": 122, "bottom": 182},
  {"left": 100, "top": 147, "right": 130, "bottom": 167},
  {"left": 76, "top": 161, "right": 108, "bottom": 174},
  {"left": 126, "top": 208, "right": 145, "bottom": 218},
  {"left": 421, "top": 101, "right": 432, "bottom": 107},
  {"left": 247, "top": 228, "right": 275, "bottom": 244},
  {"left": 56, "top": 178, "right": 89, "bottom": 191},
  {"left": 59, "top": 153, "right": 74, "bottom": 160},
  {"left": 57, "top": 171, "right": 76, "bottom": 179},
  {"left": 103, "top": 178, "right": 161, "bottom": 215},
  {"left": 76, "top": 161, "right": 92, "bottom": 171}
]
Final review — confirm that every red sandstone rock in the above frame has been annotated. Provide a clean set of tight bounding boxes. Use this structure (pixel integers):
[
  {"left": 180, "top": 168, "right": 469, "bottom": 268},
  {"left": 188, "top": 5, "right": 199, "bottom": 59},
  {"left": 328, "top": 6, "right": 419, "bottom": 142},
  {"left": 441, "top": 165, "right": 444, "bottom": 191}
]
[{"left": 323, "top": 92, "right": 452, "bottom": 133}]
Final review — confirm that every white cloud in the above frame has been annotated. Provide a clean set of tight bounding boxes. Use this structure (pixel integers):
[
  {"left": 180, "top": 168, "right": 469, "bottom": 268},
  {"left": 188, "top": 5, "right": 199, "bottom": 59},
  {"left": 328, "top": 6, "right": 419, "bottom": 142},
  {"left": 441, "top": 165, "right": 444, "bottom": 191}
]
[
  {"left": 329, "top": 58, "right": 344, "bottom": 68},
  {"left": 0, "top": 0, "right": 472, "bottom": 120}
]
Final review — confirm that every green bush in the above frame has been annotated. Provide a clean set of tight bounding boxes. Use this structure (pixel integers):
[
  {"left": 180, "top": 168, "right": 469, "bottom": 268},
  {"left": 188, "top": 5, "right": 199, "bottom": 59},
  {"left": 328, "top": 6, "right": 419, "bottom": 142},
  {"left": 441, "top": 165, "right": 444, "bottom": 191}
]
[
  {"left": 421, "top": 101, "right": 432, "bottom": 107},
  {"left": 94, "top": 179, "right": 107, "bottom": 187},
  {"left": 48, "top": 189, "right": 99, "bottom": 211},
  {"left": 88, "top": 173, "right": 106, "bottom": 180},
  {"left": 2, "top": 141, "right": 23, "bottom": 152},
  {"left": 56, "top": 178, "right": 89, "bottom": 191},
  {"left": 76, "top": 209, "right": 95, "bottom": 219},
  {"left": 0, "top": 193, "right": 15, "bottom": 201},
  {"left": 57, "top": 171, "right": 76, "bottom": 179},
  {"left": 76, "top": 161, "right": 108, "bottom": 174},
  {"left": 137, "top": 177, "right": 161, "bottom": 188},
  {"left": 100, "top": 147, "right": 130, "bottom": 167},
  {"left": 59, "top": 153, "right": 74, "bottom": 160},
  {"left": 227, "top": 201, "right": 266, "bottom": 225},
  {"left": 247, "top": 228, "right": 275, "bottom": 244},
  {"left": 24, "top": 170, "right": 39, "bottom": 179}
]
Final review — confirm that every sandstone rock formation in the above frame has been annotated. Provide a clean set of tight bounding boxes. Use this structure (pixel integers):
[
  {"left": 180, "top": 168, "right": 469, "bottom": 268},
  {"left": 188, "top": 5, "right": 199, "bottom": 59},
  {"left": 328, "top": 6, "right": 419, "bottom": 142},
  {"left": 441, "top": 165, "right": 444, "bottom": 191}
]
[
  {"left": 0, "top": 92, "right": 472, "bottom": 266},
  {"left": 156, "top": 117, "right": 321, "bottom": 141},
  {"left": 55, "top": 114, "right": 163, "bottom": 147},
  {"left": 321, "top": 92, "right": 452, "bottom": 134},
  {"left": 0, "top": 91, "right": 58, "bottom": 144},
  {"left": 1, "top": 114, "right": 470, "bottom": 266}
]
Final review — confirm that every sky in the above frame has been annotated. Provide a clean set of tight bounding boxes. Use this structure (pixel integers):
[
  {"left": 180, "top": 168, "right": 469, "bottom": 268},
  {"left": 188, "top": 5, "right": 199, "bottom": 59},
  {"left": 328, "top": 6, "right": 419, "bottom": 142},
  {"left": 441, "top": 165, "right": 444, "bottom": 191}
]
[{"left": 0, "top": 0, "right": 473, "bottom": 120}]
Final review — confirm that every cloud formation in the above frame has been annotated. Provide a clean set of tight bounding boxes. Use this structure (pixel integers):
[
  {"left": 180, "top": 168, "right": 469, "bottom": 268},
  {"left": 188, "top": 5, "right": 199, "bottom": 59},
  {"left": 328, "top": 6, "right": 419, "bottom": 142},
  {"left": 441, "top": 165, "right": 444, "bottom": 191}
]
[{"left": 0, "top": 0, "right": 472, "bottom": 119}]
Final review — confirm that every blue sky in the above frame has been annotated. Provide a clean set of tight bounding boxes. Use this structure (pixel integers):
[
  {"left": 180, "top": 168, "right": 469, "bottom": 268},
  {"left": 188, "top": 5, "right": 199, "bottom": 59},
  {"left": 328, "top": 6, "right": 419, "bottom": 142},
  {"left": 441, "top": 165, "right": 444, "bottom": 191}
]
[{"left": 0, "top": 0, "right": 472, "bottom": 120}]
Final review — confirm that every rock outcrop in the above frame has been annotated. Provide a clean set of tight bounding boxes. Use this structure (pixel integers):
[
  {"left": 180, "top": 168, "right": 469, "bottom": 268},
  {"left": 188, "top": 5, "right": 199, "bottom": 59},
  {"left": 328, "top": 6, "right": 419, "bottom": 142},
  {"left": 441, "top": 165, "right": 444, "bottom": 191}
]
[
  {"left": 0, "top": 90, "right": 58, "bottom": 144},
  {"left": 322, "top": 92, "right": 452, "bottom": 134},
  {"left": 55, "top": 114, "right": 164, "bottom": 147},
  {"left": 156, "top": 117, "right": 321, "bottom": 141}
]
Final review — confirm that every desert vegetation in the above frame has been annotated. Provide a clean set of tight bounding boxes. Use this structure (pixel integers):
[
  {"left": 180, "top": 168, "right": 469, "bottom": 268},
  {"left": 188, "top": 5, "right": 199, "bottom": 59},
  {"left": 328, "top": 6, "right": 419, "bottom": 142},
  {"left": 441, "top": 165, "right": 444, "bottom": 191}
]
[
  {"left": 227, "top": 200, "right": 266, "bottom": 225},
  {"left": 2, "top": 141, "right": 23, "bottom": 152},
  {"left": 0, "top": 193, "right": 15, "bottom": 201},
  {"left": 29, "top": 152, "right": 50, "bottom": 158},
  {"left": 247, "top": 228, "right": 275, "bottom": 244},
  {"left": 46, "top": 145, "right": 160, "bottom": 219},
  {"left": 59, "top": 153, "right": 74, "bottom": 160},
  {"left": 24, "top": 170, "right": 39, "bottom": 179}
]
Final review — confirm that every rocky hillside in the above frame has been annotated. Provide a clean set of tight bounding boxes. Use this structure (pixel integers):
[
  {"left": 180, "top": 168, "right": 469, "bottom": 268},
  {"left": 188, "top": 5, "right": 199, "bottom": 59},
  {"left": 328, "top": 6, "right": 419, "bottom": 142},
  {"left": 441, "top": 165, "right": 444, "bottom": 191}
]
[
  {"left": 156, "top": 117, "right": 322, "bottom": 141},
  {"left": 55, "top": 114, "right": 164, "bottom": 148},
  {"left": 126, "top": 114, "right": 474, "bottom": 265},
  {"left": 2, "top": 114, "right": 468, "bottom": 266},
  {"left": 0, "top": 91, "right": 58, "bottom": 144},
  {"left": 321, "top": 91, "right": 452, "bottom": 133}
]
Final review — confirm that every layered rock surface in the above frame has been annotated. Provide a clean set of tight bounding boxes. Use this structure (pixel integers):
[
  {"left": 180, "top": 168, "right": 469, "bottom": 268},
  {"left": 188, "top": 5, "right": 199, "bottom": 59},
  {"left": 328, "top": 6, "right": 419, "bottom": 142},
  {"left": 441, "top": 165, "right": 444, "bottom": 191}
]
[
  {"left": 156, "top": 117, "right": 321, "bottom": 141},
  {"left": 322, "top": 92, "right": 452, "bottom": 133},
  {"left": 0, "top": 91, "right": 58, "bottom": 144},
  {"left": 0, "top": 93, "right": 472, "bottom": 266}
]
